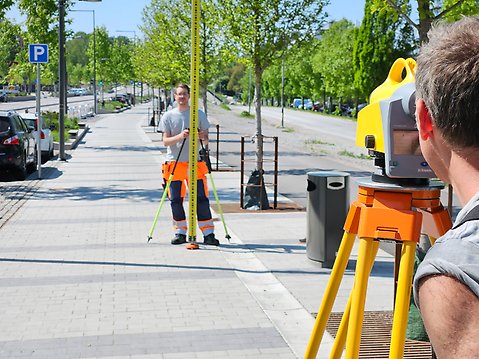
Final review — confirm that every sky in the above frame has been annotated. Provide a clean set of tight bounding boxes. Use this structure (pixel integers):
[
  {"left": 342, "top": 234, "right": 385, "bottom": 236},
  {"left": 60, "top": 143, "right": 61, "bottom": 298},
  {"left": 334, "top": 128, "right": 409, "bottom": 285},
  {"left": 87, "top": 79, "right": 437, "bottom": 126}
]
[
  {"left": 7, "top": 0, "right": 366, "bottom": 38},
  {"left": 69, "top": 0, "right": 366, "bottom": 35}
]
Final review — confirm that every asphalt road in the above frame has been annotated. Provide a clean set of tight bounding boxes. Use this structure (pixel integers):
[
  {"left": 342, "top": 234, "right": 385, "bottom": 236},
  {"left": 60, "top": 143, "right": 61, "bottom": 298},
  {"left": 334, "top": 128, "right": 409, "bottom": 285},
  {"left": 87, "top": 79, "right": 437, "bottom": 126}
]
[
  {"left": 206, "top": 103, "right": 461, "bottom": 256},
  {"left": 207, "top": 103, "right": 375, "bottom": 208},
  {"left": 2, "top": 95, "right": 458, "bottom": 215}
]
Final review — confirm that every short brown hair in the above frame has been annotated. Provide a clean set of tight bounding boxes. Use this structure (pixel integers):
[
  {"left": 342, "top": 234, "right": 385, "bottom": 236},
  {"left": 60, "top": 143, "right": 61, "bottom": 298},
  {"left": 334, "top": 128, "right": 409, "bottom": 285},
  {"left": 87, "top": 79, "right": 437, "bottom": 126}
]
[
  {"left": 416, "top": 16, "right": 479, "bottom": 148},
  {"left": 175, "top": 83, "right": 190, "bottom": 94}
]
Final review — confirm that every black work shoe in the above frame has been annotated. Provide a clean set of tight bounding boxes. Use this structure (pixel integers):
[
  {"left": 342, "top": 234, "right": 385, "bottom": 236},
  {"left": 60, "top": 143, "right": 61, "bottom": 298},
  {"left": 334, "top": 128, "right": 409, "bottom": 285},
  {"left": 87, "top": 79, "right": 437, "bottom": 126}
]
[
  {"left": 203, "top": 233, "right": 220, "bottom": 246},
  {"left": 171, "top": 234, "right": 187, "bottom": 245}
]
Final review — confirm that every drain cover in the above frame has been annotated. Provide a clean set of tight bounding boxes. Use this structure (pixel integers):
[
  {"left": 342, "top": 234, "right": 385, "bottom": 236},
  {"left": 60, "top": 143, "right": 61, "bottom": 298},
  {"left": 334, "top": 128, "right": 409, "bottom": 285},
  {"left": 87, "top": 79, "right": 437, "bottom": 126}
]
[{"left": 321, "top": 311, "right": 433, "bottom": 358}]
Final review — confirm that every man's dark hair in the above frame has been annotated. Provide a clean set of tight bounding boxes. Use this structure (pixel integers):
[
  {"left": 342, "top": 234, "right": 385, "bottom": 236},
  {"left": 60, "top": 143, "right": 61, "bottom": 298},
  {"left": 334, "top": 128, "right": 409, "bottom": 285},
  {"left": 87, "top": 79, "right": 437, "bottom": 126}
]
[
  {"left": 175, "top": 83, "right": 190, "bottom": 94},
  {"left": 416, "top": 16, "right": 479, "bottom": 148}
]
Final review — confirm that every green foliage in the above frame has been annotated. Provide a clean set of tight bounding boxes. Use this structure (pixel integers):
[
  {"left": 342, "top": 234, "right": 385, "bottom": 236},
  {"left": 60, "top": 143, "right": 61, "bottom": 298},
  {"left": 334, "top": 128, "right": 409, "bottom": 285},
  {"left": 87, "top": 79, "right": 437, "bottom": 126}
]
[
  {"left": 240, "top": 111, "right": 254, "bottom": 118},
  {"left": 371, "top": 0, "right": 479, "bottom": 43},
  {"left": 219, "top": 103, "right": 231, "bottom": 111},
  {"left": 312, "top": 20, "right": 357, "bottom": 101},
  {"left": 305, "top": 139, "right": 333, "bottom": 145},
  {"left": 93, "top": 26, "right": 113, "bottom": 87},
  {"left": 226, "top": 63, "right": 246, "bottom": 94},
  {"left": 42, "top": 111, "right": 79, "bottom": 142},
  {"left": 221, "top": 0, "right": 329, "bottom": 171},
  {"left": 284, "top": 41, "right": 324, "bottom": 101},
  {"left": 353, "top": 0, "right": 415, "bottom": 101},
  {"left": 338, "top": 149, "right": 371, "bottom": 159},
  {"left": 0, "top": 19, "right": 22, "bottom": 82},
  {"left": 139, "top": 0, "right": 228, "bottom": 115},
  {"left": 66, "top": 32, "right": 91, "bottom": 86},
  {"left": 142, "top": 0, "right": 190, "bottom": 86}
]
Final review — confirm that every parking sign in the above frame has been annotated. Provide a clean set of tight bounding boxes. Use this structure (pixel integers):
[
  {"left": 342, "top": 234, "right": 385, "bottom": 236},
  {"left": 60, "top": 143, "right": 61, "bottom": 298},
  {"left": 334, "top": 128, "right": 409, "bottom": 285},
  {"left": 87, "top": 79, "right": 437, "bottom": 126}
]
[{"left": 29, "top": 44, "right": 49, "bottom": 63}]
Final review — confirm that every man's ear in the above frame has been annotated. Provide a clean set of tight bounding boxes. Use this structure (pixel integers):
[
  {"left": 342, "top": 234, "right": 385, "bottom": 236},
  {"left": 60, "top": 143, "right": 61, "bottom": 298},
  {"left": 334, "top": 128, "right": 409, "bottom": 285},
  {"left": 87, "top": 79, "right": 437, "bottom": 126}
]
[{"left": 416, "top": 99, "right": 434, "bottom": 140}]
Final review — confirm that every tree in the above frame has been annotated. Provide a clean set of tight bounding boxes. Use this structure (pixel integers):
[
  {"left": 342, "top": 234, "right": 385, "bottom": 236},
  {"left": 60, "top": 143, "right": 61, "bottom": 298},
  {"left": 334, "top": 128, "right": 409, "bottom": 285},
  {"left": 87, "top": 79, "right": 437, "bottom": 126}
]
[
  {"left": 226, "top": 62, "right": 246, "bottom": 95},
  {"left": 94, "top": 26, "right": 113, "bottom": 92},
  {"left": 0, "top": 19, "right": 23, "bottom": 83},
  {"left": 284, "top": 41, "right": 324, "bottom": 104},
  {"left": 372, "top": 0, "right": 479, "bottom": 43},
  {"left": 66, "top": 32, "right": 90, "bottom": 86},
  {"left": 108, "top": 37, "right": 135, "bottom": 89},
  {"left": 12, "top": 0, "right": 60, "bottom": 88},
  {"left": 222, "top": 0, "right": 329, "bottom": 176},
  {"left": 199, "top": 0, "right": 232, "bottom": 114},
  {"left": 140, "top": 0, "right": 190, "bottom": 89},
  {"left": 139, "top": 0, "right": 228, "bottom": 113},
  {"left": 354, "top": 0, "right": 415, "bottom": 102},
  {"left": 312, "top": 20, "right": 357, "bottom": 110},
  {"left": 0, "top": 0, "right": 80, "bottom": 89}
]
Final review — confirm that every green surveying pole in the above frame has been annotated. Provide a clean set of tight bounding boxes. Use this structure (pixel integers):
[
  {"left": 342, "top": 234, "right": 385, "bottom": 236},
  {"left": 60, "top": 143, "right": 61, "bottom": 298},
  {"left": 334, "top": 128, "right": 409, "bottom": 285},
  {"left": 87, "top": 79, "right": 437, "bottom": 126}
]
[
  {"left": 200, "top": 140, "right": 231, "bottom": 241},
  {"left": 147, "top": 138, "right": 187, "bottom": 242}
]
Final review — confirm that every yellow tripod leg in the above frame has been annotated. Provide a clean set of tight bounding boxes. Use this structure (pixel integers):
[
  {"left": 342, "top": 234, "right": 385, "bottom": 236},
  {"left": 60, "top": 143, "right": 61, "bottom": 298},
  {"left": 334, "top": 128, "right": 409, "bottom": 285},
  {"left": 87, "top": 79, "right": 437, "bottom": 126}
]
[
  {"left": 389, "top": 240, "right": 416, "bottom": 359},
  {"left": 345, "top": 237, "right": 377, "bottom": 359},
  {"left": 304, "top": 231, "right": 356, "bottom": 359},
  {"left": 330, "top": 239, "right": 379, "bottom": 359}
]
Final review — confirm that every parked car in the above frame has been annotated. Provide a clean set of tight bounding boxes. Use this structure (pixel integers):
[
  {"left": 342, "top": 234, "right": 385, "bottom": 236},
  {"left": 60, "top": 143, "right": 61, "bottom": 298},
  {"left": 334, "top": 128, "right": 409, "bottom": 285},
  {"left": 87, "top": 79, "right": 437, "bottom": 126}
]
[
  {"left": 313, "top": 102, "right": 322, "bottom": 112},
  {"left": 0, "top": 110, "right": 37, "bottom": 180},
  {"left": 292, "top": 98, "right": 313, "bottom": 110},
  {"left": 291, "top": 98, "right": 302, "bottom": 108},
  {"left": 67, "top": 88, "right": 88, "bottom": 96},
  {"left": 320, "top": 103, "right": 351, "bottom": 116},
  {"left": 111, "top": 94, "right": 131, "bottom": 105},
  {"left": 20, "top": 113, "right": 54, "bottom": 162},
  {"left": 302, "top": 99, "right": 313, "bottom": 110}
]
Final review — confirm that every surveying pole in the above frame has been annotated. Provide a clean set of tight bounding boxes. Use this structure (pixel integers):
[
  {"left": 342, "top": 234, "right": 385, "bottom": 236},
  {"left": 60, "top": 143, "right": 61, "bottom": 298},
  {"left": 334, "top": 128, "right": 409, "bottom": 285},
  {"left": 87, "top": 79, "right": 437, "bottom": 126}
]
[{"left": 186, "top": 0, "right": 201, "bottom": 250}]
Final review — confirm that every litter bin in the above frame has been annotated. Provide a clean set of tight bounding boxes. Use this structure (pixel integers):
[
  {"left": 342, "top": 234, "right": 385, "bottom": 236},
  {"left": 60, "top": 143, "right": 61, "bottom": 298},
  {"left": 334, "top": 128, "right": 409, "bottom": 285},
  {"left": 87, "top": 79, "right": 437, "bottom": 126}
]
[{"left": 306, "top": 171, "right": 349, "bottom": 268}]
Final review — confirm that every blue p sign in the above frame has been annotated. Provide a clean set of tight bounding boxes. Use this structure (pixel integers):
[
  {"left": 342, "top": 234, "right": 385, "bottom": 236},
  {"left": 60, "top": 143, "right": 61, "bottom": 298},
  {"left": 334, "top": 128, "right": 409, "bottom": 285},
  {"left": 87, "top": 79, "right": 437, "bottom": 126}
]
[{"left": 29, "top": 44, "right": 49, "bottom": 63}]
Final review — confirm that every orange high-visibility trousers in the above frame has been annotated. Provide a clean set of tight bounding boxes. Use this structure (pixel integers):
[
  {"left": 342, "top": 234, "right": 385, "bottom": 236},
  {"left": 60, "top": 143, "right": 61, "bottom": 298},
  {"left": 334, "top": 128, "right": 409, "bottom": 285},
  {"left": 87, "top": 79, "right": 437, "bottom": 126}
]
[{"left": 162, "top": 161, "right": 214, "bottom": 236}]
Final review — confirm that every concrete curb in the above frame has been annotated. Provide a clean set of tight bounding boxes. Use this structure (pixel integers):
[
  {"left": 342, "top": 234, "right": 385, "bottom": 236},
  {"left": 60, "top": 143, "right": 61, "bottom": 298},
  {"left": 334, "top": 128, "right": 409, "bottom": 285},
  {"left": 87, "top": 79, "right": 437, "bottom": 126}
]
[{"left": 53, "top": 124, "right": 89, "bottom": 151}]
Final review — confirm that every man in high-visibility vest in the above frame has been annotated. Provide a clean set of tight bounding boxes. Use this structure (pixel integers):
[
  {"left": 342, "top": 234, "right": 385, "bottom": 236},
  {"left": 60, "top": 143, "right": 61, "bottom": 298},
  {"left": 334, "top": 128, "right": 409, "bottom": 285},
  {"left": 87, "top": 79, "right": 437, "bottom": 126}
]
[{"left": 159, "top": 83, "right": 219, "bottom": 246}]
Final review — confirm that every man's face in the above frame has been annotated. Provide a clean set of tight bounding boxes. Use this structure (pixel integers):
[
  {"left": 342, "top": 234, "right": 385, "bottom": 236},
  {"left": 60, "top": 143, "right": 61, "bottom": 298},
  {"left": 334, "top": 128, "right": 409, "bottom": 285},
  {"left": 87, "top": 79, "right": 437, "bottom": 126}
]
[{"left": 174, "top": 88, "right": 190, "bottom": 106}]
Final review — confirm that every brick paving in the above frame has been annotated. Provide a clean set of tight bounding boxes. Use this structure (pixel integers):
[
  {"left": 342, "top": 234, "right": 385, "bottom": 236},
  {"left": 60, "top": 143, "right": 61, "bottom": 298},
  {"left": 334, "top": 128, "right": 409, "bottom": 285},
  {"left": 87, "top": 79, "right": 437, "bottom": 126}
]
[{"left": 0, "top": 103, "right": 398, "bottom": 358}]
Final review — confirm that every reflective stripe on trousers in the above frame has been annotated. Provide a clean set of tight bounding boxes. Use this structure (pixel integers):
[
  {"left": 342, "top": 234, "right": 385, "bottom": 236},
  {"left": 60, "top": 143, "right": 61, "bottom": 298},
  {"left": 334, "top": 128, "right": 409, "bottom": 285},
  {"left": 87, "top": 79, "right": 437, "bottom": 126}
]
[{"left": 162, "top": 161, "right": 214, "bottom": 236}]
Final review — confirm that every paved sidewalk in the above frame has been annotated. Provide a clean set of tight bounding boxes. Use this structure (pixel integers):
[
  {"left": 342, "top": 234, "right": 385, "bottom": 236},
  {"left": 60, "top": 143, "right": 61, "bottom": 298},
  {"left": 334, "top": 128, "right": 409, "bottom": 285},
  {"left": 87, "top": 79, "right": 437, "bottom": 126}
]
[{"left": 0, "top": 103, "right": 395, "bottom": 358}]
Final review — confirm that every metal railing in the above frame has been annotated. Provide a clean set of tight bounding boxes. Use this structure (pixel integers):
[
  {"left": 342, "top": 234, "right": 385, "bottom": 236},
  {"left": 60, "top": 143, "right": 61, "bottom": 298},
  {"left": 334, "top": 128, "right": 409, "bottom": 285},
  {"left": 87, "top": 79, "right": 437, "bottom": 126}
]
[{"left": 240, "top": 135, "right": 278, "bottom": 209}]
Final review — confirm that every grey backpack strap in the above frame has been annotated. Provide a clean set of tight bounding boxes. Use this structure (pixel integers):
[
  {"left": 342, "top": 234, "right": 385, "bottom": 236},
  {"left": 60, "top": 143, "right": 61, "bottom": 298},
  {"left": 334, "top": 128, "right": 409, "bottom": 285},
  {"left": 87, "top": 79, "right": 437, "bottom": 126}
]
[{"left": 452, "top": 204, "right": 479, "bottom": 229}]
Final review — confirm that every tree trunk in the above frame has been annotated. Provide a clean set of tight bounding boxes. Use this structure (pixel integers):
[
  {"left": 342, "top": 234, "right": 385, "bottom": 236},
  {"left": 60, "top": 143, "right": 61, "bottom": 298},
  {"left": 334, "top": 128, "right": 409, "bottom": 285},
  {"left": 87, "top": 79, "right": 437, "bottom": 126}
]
[
  {"left": 417, "top": 0, "right": 432, "bottom": 44},
  {"left": 242, "top": 62, "right": 270, "bottom": 210},
  {"left": 201, "top": 82, "right": 208, "bottom": 116},
  {"left": 254, "top": 64, "right": 263, "bottom": 174}
]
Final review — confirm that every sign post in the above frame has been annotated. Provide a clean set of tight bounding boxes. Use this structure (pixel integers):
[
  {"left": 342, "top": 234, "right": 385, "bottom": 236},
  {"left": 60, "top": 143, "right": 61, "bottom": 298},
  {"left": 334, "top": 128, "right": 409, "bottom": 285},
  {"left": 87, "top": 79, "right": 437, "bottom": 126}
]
[{"left": 29, "top": 44, "right": 49, "bottom": 179}]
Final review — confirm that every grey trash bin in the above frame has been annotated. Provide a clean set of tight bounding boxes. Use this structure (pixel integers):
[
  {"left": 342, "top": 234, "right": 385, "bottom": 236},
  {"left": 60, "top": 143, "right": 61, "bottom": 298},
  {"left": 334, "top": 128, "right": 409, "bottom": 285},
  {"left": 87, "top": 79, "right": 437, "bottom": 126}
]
[{"left": 306, "top": 171, "right": 349, "bottom": 268}]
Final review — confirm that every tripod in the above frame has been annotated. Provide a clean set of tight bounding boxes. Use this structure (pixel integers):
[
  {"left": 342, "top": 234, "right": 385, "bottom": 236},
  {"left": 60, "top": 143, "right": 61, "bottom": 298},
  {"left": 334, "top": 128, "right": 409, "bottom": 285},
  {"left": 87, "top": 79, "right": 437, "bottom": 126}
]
[{"left": 305, "top": 177, "right": 452, "bottom": 359}]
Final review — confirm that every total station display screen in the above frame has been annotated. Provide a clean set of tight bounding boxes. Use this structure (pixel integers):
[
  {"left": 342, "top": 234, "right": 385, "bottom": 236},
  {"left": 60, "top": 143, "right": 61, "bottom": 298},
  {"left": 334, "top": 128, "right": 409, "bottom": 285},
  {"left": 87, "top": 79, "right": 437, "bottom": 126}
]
[{"left": 393, "top": 130, "right": 422, "bottom": 156}]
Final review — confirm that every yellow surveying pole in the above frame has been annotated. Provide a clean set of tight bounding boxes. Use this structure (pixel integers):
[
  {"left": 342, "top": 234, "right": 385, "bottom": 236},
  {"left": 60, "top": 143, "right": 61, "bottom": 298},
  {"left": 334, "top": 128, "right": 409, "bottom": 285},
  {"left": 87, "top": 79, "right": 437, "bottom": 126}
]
[{"left": 186, "top": 0, "right": 201, "bottom": 249}]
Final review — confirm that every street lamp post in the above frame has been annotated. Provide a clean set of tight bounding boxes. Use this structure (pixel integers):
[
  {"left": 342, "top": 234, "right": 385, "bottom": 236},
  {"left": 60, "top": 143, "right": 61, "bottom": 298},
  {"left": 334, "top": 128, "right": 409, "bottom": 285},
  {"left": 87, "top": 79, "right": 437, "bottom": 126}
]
[
  {"left": 70, "top": 9, "right": 97, "bottom": 114},
  {"left": 58, "top": 0, "right": 101, "bottom": 161}
]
